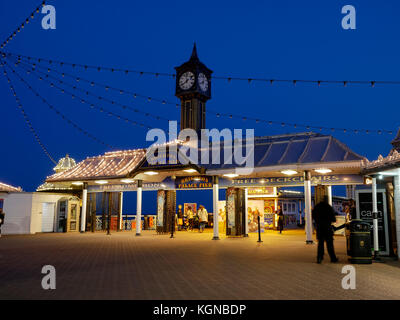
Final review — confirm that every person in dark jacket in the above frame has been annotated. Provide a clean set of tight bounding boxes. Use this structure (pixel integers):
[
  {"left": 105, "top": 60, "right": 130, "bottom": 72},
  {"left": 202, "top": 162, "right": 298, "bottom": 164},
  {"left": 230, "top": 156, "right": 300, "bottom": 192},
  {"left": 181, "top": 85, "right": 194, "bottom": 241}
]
[
  {"left": 277, "top": 206, "right": 284, "bottom": 233},
  {"left": 0, "top": 209, "right": 5, "bottom": 237},
  {"left": 312, "top": 197, "right": 338, "bottom": 264}
]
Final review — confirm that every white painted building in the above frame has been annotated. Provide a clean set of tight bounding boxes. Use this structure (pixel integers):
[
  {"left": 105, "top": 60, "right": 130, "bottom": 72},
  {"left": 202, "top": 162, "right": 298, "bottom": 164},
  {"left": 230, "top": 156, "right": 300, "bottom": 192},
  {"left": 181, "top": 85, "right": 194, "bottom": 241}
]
[{"left": 0, "top": 192, "right": 79, "bottom": 235}]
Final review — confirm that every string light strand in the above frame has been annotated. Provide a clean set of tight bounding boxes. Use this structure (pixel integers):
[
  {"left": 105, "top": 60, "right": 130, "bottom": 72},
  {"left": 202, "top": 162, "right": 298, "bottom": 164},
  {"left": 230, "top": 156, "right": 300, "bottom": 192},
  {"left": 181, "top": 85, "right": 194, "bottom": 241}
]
[
  {"left": 0, "top": 59, "right": 57, "bottom": 164},
  {"left": 3, "top": 52, "right": 394, "bottom": 135},
  {"left": 10, "top": 57, "right": 172, "bottom": 123},
  {"left": 3, "top": 50, "right": 400, "bottom": 87},
  {"left": 0, "top": 2, "right": 46, "bottom": 49},
  {"left": 3, "top": 60, "right": 114, "bottom": 149}
]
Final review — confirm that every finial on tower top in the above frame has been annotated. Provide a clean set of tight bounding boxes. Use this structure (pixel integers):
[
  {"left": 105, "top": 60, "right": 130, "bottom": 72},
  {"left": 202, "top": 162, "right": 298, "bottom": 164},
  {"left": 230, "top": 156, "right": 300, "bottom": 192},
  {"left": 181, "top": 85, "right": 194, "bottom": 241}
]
[{"left": 190, "top": 42, "right": 198, "bottom": 60}]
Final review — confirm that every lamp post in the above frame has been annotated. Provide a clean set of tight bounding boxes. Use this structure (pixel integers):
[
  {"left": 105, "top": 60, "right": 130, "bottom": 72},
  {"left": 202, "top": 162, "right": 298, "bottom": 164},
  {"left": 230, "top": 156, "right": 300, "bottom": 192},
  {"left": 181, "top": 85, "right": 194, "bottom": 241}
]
[
  {"left": 257, "top": 215, "right": 262, "bottom": 243},
  {"left": 371, "top": 176, "right": 380, "bottom": 260}
]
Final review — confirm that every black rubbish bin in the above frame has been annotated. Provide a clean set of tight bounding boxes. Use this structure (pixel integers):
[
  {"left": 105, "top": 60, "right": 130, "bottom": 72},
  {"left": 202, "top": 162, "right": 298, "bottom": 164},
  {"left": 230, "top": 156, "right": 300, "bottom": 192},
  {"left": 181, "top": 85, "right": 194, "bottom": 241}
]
[{"left": 345, "top": 219, "right": 372, "bottom": 264}]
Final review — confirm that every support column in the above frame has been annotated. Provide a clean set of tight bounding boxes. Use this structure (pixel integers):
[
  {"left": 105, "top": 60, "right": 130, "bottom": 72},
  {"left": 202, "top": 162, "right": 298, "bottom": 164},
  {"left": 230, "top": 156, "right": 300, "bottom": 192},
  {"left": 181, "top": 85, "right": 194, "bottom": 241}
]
[
  {"left": 298, "top": 200, "right": 302, "bottom": 225},
  {"left": 118, "top": 192, "right": 123, "bottom": 231},
  {"left": 80, "top": 183, "right": 88, "bottom": 233},
  {"left": 212, "top": 176, "right": 219, "bottom": 240},
  {"left": 327, "top": 185, "right": 333, "bottom": 206},
  {"left": 393, "top": 174, "right": 400, "bottom": 259},
  {"left": 274, "top": 198, "right": 278, "bottom": 228},
  {"left": 244, "top": 187, "right": 249, "bottom": 237},
  {"left": 304, "top": 171, "right": 313, "bottom": 244},
  {"left": 136, "top": 180, "right": 143, "bottom": 236},
  {"left": 372, "top": 177, "right": 379, "bottom": 257}
]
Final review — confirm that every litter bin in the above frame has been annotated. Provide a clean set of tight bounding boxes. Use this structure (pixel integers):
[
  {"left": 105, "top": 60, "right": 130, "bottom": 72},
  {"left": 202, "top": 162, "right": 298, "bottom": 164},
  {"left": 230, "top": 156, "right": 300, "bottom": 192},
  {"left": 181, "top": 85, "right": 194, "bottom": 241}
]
[{"left": 345, "top": 219, "right": 372, "bottom": 264}]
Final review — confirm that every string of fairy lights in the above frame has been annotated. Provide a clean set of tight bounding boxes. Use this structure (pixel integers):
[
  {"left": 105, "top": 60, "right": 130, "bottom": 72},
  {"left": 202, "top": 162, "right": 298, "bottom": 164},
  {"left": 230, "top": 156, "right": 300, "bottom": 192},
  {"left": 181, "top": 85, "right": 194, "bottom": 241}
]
[
  {"left": 3, "top": 50, "right": 400, "bottom": 87},
  {"left": 4, "top": 56, "right": 180, "bottom": 138},
  {"left": 9, "top": 53, "right": 182, "bottom": 108},
  {"left": 0, "top": 59, "right": 57, "bottom": 164},
  {"left": 0, "top": 2, "right": 46, "bottom": 50},
  {"left": 3, "top": 51, "right": 395, "bottom": 135},
  {"left": 3, "top": 59, "right": 114, "bottom": 149},
  {"left": 9, "top": 57, "right": 171, "bottom": 124}
]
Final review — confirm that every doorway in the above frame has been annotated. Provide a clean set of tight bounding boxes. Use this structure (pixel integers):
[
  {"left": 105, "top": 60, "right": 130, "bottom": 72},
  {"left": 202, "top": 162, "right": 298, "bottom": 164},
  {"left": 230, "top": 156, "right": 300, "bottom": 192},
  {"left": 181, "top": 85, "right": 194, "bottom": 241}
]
[{"left": 42, "top": 202, "right": 56, "bottom": 232}]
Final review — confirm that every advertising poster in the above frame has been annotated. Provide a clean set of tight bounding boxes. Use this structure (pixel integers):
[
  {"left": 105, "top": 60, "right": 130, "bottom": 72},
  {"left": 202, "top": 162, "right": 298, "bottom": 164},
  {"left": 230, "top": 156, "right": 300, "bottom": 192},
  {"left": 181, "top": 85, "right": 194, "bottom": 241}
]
[
  {"left": 227, "top": 193, "right": 236, "bottom": 227},
  {"left": 357, "top": 190, "right": 389, "bottom": 255},
  {"left": 184, "top": 203, "right": 197, "bottom": 216},
  {"left": 217, "top": 200, "right": 226, "bottom": 231},
  {"left": 247, "top": 200, "right": 264, "bottom": 232},
  {"left": 263, "top": 199, "right": 275, "bottom": 230}
]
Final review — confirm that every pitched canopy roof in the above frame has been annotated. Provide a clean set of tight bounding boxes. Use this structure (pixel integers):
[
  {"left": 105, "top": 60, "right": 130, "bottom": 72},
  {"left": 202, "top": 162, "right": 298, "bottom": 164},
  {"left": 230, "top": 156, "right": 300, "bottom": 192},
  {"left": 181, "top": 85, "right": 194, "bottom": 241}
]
[
  {"left": 205, "top": 132, "right": 365, "bottom": 170},
  {"left": 47, "top": 149, "right": 146, "bottom": 182},
  {"left": 0, "top": 182, "right": 22, "bottom": 192},
  {"left": 46, "top": 132, "right": 364, "bottom": 183}
]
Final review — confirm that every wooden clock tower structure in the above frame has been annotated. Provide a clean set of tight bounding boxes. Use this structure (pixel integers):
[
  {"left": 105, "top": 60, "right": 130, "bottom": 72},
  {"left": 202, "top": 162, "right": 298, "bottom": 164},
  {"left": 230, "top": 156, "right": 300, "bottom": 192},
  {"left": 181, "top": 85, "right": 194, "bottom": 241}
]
[{"left": 175, "top": 43, "right": 213, "bottom": 134}]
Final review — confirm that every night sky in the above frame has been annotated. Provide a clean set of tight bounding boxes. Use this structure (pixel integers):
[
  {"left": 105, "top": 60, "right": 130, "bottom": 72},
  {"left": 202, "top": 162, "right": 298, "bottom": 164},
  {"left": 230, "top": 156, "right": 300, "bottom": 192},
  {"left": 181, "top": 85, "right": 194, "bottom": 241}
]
[{"left": 1, "top": 1, "right": 399, "bottom": 212}]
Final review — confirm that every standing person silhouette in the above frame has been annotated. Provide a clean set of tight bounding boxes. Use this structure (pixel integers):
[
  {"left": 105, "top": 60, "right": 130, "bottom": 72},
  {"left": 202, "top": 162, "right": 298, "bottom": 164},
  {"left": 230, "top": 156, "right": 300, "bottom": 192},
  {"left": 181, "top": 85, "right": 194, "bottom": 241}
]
[
  {"left": 0, "top": 208, "right": 4, "bottom": 238},
  {"left": 312, "top": 196, "right": 339, "bottom": 264},
  {"left": 277, "top": 206, "right": 284, "bottom": 234}
]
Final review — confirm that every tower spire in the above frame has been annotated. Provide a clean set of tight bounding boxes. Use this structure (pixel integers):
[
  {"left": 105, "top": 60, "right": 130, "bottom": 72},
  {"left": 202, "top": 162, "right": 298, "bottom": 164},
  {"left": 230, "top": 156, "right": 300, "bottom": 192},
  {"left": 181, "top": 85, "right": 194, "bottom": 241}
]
[
  {"left": 391, "top": 127, "right": 400, "bottom": 152},
  {"left": 190, "top": 42, "right": 198, "bottom": 60}
]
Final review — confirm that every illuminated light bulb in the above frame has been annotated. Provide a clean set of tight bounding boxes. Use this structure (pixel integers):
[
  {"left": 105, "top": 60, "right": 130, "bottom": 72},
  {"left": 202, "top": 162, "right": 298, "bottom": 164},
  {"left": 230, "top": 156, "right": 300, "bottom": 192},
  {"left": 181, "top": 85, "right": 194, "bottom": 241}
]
[
  {"left": 281, "top": 170, "right": 297, "bottom": 176},
  {"left": 314, "top": 168, "right": 332, "bottom": 174},
  {"left": 223, "top": 173, "right": 239, "bottom": 178}
]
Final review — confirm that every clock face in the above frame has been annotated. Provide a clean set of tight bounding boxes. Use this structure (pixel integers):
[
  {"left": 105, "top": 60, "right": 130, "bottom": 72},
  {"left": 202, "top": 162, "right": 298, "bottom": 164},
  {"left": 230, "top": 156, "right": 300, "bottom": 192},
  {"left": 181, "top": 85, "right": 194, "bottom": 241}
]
[
  {"left": 198, "top": 73, "right": 208, "bottom": 92},
  {"left": 179, "top": 71, "right": 195, "bottom": 90}
]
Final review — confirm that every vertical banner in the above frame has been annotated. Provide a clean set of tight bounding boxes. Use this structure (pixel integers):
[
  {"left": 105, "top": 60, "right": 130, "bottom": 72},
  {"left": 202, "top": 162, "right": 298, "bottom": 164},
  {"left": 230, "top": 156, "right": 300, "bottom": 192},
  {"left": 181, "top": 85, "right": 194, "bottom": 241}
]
[
  {"left": 247, "top": 200, "right": 264, "bottom": 232},
  {"left": 157, "top": 190, "right": 165, "bottom": 227},
  {"left": 226, "top": 188, "right": 236, "bottom": 228}
]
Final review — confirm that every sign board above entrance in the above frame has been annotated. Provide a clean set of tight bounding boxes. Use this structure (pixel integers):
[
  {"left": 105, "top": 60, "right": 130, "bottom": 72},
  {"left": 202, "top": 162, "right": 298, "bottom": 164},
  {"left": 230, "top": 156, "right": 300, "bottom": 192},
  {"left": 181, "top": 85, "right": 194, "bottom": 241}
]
[
  {"left": 247, "top": 187, "right": 276, "bottom": 197},
  {"left": 87, "top": 174, "right": 363, "bottom": 193},
  {"left": 219, "top": 174, "right": 362, "bottom": 188},
  {"left": 175, "top": 176, "right": 213, "bottom": 189}
]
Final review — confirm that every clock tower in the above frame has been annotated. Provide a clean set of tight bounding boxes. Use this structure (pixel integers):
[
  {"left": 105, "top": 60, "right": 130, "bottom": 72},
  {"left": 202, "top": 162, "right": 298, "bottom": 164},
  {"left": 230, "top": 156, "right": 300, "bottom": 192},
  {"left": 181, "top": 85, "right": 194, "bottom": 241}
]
[{"left": 175, "top": 43, "right": 212, "bottom": 134}]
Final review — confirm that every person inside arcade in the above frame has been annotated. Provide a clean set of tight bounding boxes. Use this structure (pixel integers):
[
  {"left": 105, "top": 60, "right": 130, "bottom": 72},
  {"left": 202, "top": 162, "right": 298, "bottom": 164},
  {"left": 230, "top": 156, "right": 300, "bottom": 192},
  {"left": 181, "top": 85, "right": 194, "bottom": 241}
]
[
  {"left": 186, "top": 206, "right": 194, "bottom": 231},
  {"left": 198, "top": 205, "right": 208, "bottom": 233}
]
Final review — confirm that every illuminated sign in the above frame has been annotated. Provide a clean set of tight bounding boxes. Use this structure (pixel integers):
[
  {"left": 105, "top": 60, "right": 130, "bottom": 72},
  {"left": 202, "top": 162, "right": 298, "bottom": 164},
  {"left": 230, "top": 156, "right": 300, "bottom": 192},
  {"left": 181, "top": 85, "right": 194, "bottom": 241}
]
[
  {"left": 247, "top": 187, "right": 275, "bottom": 196},
  {"left": 175, "top": 176, "right": 213, "bottom": 189},
  {"left": 88, "top": 174, "right": 363, "bottom": 193},
  {"left": 220, "top": 174, "right": 362, "bottom": 187}
]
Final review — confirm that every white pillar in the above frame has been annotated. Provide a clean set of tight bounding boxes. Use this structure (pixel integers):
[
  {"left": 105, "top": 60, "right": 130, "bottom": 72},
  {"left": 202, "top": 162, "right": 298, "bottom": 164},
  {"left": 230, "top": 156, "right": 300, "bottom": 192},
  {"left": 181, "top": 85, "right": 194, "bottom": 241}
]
[
  {"left": 298, "top": 200, "right": 302, "bottom": 225},
  {"left": 212, "top": 176, "right": 220, "bottom": 240},
  {"left": 244, "top": 187, "right": 249, "bottom": 237},
  {"left": 304, "top": 171, "right": 313, "bottom": 243},
  {"left": 393, "top": 174, "right": 400, "bottom": 259},
  {"left": 136, "top": 180, "right": 143, "bottom": 236},
  {"left": 119, "top": 192, "right": 123, "bottom": 230},
  {"left": 327, "top": 185, "right": 332, "bottom": 206},
  {"left": 274, "top": 198, "right": 278, "bottom": 228},
  {"left": 80, "top": 183, "right": 88, "bottom": 233},
  {"left": 372, "top": 177, "right": 379, "bottom": 254}
]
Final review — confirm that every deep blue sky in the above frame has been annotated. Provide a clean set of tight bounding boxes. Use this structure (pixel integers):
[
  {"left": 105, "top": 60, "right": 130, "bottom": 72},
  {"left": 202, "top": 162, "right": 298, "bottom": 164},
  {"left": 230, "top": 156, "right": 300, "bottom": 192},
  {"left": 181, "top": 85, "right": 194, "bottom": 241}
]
[{"left": 1, "top": 1, "right": 399, "bottom": 211}]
